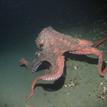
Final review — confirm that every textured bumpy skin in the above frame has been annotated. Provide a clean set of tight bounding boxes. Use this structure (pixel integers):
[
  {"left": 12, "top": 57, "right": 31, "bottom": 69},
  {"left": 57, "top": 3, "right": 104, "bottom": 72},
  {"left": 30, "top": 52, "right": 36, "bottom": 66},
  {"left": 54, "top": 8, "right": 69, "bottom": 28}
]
[{"left": 19, "top": 26, "right": 107, "bottom": 100}]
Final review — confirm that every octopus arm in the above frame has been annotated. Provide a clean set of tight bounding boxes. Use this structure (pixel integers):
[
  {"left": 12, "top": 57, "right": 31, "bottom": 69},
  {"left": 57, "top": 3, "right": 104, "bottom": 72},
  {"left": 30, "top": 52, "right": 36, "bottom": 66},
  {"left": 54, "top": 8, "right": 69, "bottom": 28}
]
[{"left": 26, "top": 55, "right": 65, "bottom": 100}]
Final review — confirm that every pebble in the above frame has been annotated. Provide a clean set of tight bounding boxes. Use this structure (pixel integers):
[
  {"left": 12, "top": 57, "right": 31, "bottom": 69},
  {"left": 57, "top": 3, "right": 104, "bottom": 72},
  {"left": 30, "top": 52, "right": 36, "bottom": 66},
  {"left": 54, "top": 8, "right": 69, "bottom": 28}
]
[
  {"left": 64, "top": 81, "right": 76, "bottom": 88},
  {"left": 64, "top": 84, "right": 67, "bottom": 87},
  {"left": 100, "top": 82, "right": 104, "bottom": 85},
  {"left": 103, "top": 86, "right": 107, "bottom": 93},
  {"left": 74, "top": 66, "right": 78, "bottom": 70}
]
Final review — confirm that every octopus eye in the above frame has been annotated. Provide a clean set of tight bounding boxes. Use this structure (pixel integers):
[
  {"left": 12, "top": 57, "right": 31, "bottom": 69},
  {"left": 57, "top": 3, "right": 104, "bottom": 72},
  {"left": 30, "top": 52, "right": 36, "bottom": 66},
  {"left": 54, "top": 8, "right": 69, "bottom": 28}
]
[{"left": 39, "top": 43, "right": 44, "bottom": 48}]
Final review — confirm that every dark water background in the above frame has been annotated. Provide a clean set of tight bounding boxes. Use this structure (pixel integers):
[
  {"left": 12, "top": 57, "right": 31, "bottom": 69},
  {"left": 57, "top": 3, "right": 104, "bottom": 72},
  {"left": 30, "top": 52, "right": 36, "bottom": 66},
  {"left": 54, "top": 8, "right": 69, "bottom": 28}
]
[{"left": 0, "top": 0, "right": 107, "bottom": 107}]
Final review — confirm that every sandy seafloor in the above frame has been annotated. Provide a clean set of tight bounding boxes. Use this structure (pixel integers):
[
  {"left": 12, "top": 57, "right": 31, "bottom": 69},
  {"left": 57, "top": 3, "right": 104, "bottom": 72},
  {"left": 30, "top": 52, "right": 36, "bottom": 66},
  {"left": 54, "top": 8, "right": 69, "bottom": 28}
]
[{"left": 0, "top": 20, "right": 107, "bottom": 107}]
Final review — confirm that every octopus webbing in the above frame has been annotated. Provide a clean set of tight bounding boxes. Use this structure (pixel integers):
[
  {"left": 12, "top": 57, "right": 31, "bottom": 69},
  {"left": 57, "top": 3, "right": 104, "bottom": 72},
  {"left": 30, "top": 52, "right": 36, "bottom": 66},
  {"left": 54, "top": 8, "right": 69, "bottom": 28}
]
[{"left": 19, "top": 26, "right": 107, "bottom": 100}]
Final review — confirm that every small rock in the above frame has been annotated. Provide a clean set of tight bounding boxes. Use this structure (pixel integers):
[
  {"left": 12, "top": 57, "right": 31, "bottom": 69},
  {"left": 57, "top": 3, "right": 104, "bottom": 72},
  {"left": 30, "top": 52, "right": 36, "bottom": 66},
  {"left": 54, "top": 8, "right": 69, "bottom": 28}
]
[
  {"left": 64, "top": 84, "right": 67, "bottom": 88},
  {"left": 74, "top": 66, "right": 78, "bottom": 70}
]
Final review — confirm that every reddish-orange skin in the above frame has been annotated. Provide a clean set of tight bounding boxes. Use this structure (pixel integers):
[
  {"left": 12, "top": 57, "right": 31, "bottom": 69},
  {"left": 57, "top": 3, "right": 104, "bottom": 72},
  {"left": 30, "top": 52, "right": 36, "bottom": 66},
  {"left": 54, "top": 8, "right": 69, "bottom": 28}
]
[{"left": 19, "top": 26, "right": 107, "bottom": 100}]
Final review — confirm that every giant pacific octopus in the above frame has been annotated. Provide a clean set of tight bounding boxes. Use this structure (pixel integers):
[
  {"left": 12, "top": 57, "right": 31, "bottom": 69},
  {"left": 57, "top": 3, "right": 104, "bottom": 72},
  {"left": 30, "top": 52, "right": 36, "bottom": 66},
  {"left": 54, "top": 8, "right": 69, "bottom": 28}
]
[{"left": 19, "top": 26, "right": 107, "bottom": 100}]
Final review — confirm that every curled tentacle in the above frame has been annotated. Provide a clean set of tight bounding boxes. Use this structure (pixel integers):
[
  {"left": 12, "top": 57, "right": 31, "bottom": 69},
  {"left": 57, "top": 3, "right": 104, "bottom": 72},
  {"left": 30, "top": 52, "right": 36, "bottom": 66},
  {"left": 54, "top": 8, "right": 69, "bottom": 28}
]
[
  {"left": 26, "top": 55, "right": 65, "bottom": 100},
  {"left": 19, "top": 51, "right": 56, "bottom": 73},
  {"left": 31, "top": 51, "right": 56, "bottom": 73}
]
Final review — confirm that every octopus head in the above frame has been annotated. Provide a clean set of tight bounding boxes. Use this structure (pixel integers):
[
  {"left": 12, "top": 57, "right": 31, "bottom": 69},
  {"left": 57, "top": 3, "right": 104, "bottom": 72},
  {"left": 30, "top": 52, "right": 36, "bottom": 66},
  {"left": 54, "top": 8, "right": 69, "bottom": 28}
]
[{"left": 35, "top": 26, "right": 54, "bottom": 50}]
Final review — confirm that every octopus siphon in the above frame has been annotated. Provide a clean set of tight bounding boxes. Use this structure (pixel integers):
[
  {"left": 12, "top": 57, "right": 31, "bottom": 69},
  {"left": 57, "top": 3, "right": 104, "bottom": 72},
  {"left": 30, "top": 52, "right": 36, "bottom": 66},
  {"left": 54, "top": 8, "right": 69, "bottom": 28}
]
[{"left": 19, "top": 26, "right": 107, "bottom": 100}]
